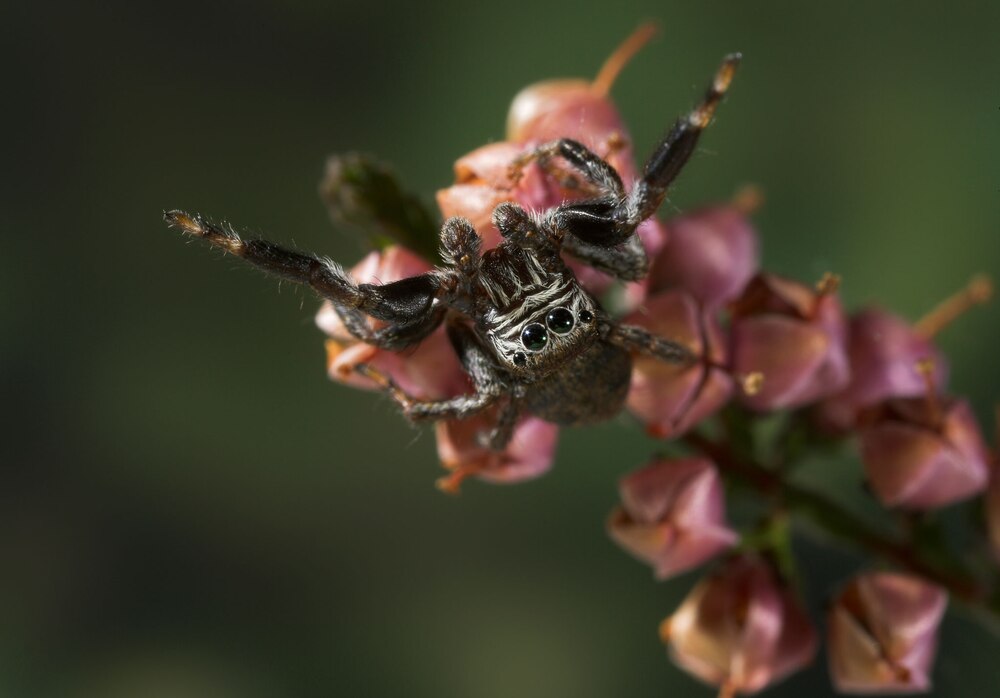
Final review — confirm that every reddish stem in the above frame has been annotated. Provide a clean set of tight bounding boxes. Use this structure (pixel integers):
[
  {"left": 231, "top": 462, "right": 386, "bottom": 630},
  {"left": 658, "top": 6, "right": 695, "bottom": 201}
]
[{"left": 683, "top": 432, "right": 990, "bottom": 607}]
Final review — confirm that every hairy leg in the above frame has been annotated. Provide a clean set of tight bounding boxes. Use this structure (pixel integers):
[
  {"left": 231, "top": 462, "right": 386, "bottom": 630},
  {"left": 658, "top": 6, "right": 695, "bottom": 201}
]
[
  {"left": 561, "top": 234, "right": 649, "bottom": 281},
  {"left": 630, "top": 53, "right": 742, "bottom": 220},
  {"left": 543, "top": 54, "right": 741, "bottom": 250},
  {"left": 165, "top": 210, "right": 447, "bottom": 349},
  {"left": 603, "top": 322, "right": 696, "bottom": 365}
]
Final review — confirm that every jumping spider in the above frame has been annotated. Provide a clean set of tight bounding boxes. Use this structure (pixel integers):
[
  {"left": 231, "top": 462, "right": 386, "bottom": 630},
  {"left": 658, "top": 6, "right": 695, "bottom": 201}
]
[{"left": 165, "top": 53, "right": 740, "bottom": 452}]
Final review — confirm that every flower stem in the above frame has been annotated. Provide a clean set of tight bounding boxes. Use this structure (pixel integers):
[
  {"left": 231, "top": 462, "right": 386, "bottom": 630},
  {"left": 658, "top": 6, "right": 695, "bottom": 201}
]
[{"left": 684, "top": 432, "right": 999, "bottom": 629}]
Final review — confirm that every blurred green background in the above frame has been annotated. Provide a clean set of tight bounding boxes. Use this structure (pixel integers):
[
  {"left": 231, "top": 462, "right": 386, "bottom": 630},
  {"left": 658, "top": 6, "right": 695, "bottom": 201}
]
[{"left": 4, "top": 1, "right": 999, "bottom": 696}]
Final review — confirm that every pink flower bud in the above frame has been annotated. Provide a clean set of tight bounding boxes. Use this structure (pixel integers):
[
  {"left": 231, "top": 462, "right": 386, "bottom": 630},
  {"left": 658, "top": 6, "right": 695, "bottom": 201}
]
[
  {"left": 645, "top": 205, "right": 759, "bottom": 309},
  {"left": 503, "top": 77, "right": 670, "bottom": 267},
  {"left": 316, "top": 245, "right": 468, "bottom": 400},
  {"left": 437, "top": 27, "right": 669, "bottom": 298},
  {"left": 827, "top": 572, "right": 947, "bottom": 694},
  {"left": 608, "top": 457, "right": 737, "bottom": 579},
  {"left": 660, "top": 554, "right": 818, "bottom": 694},
  {"left": 859, "top": 396, "right": 990, "bottom": 509},
  {"left": 506, "top": 22, "right": 656, "bottom": 182},
  {"left": 434, "top": 412, "right": 558, "bottom": 492},
  {"left": 507, "top": 79, "right": 637, "bottom": 180},
  {"left": 436, "top": 142, "right": 556, "bottom": 249},
  {"left": 624, "top": 291, "right": 733, "bottom": 438},
  {"left": 815, "top": 308, "right": 948, "bottom": 433},
  {"left": 730, "top": 273, "right": 850, "bottom": 411}
]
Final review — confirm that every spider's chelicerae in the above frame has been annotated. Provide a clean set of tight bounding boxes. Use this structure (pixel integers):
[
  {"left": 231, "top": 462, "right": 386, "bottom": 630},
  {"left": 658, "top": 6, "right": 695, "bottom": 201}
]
[{"left": 165, "top": 53, "right": 740, "bottom": 451}]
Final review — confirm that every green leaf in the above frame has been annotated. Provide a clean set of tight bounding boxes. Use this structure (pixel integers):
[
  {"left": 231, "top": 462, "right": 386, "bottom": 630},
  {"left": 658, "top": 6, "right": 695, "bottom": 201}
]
[{"left": 319, "top": 153, "right": 441, "bottom": 262}]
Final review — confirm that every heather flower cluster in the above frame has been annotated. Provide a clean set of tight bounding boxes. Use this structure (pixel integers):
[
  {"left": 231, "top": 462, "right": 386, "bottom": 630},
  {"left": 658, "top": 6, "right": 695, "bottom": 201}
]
[{"left": 314, "top": 26, "right": 999, "bottom": 697}]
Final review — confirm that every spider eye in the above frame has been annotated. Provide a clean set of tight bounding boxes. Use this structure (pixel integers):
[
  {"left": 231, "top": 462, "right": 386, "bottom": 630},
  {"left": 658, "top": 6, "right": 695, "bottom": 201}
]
[
  {"left": 520, "top": 323, "right": 548, "bottom": 352},
  {"left": 512, "top": 351, "right": 527, "bottom": 367},
  {"left": 546, "top": 307, "right": 575, "bottom": 335},
  {"left": 578, "top": 309, "right": 594, "bottom": 324}
]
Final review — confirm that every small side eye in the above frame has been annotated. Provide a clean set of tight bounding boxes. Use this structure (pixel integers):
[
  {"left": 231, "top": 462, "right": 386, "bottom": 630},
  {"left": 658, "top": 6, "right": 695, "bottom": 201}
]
[
  {"left": 546, "top": 307, "right": 574, "bottom": 335},
  {"left": 578, "top": 309, "right": 594, "bottom": 324},
  {"left": 513, "top": 352, "right": 527, "bottom": 366},
  {"left": 520, "top": 323, "right": 548, "bottom": 352}
]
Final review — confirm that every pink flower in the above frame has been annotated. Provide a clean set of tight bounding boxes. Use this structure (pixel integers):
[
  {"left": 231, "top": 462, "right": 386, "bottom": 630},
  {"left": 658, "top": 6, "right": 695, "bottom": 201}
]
[
  {"left": 316, "top": 246, "right": 561, "bottom": 489},
  {"left": 660, "top": 554, "right": 818, "bottom": 694},
  {"left": 730, "top": 273, "right": 850, "bottom": 411},
  {"left": 827, "top": 572, "right": 947, "bottom": 694},
  {"left": 435, "top": 411, "right": 558, "bottom": 493},
  {"left": 506, "top": 80, "right": 638, "bottom": 183},
  {"left": 624, "top": 291, "right": 733, "bottom": 438},
  {"left": 859, "top": 395, "right": 990, "bottom": 510},
  {"left": 315, "top": 245, "right": 468, "bottom": 400},
  {"left": 608, "top": 457, "right": 737, "bottom": 579},
  {"left": 815, "top": 308, "right": 948, "bottom": 433},
  {"left": 645, "top": 203, "right": 760, "bottom": 310},
  {"left": 436, "top": 27, "right": 668, "bottom": 297},
  {"left": 435, "top": 142, "right": 556, "bottom": 250}
]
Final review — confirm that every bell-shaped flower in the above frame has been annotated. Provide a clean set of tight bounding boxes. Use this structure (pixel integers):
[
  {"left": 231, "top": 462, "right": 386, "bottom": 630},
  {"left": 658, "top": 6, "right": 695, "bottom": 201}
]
[
  {"left": 644, "top": 203, "right": 759, "bottom": 310},
  {"left": 436, "top": 142, "right": 556, "bottom": 250},
  {"left": 624, "top": 291, "right": 733, "bottom": 438},
  {"left": 607, "top": 457, "right": 736, "bottom": 579},
  {"left": 436, "top": 25, "right": 668, "bottom": 297},
  {"left": 505, "top": 23, "right": 655, "bottom": 182},
  {"left": 816, "top": 308, "right": 948, "bottom": 433},
  {"left": 315, "top": 245, "right": 468, "bottom": 400},
  {"left": 660, "top": 554, "right": 818, "bottom": 694},
  {"left": 730, "top": 273, "right": 850, "bottom": 411},
  {"left": 859, "top": 394, "right": 990, "bottom": 510},
  {"left": 827, "top": 572, "right": 947, "bottom": 694},
  {"left": 434, "top": 411, "right": 558, "bottom": 493}
]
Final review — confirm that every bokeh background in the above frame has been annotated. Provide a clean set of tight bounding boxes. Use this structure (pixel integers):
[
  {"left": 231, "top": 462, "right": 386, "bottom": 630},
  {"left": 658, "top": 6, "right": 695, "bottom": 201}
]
[{"left": 4, "top": 1, "right": 1000, "bottom": 696}]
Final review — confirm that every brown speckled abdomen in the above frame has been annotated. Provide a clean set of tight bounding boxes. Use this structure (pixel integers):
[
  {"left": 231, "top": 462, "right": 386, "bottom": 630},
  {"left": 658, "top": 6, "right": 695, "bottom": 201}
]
[{"left": 525, "top": 341, "right": 632, "bottom": 425}]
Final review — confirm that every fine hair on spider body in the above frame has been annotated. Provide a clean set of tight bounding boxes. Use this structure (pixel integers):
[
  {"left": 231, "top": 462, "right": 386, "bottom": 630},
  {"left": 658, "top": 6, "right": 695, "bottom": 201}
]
[{"left": 164, "top": 53, "right": 741, "bottom": 452}]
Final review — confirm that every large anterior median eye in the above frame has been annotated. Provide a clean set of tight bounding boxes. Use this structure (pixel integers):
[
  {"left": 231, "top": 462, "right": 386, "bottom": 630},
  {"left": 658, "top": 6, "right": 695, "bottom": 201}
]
[
  {"left": 546, "top": 307, "right": 574, "bottom": 335},
  {"left": 520, "top": 323, "right": 548, "bottom": 352}
]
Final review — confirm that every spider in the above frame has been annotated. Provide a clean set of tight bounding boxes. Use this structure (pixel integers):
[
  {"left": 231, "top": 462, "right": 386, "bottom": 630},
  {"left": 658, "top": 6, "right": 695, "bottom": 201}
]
[{"left": 164, "top": 53, "right": 740, "bottom": 451}]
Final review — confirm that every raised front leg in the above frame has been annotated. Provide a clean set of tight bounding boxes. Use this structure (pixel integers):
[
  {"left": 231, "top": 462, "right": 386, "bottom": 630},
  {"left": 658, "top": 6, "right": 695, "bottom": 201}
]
[
  {"left": 164, "top": 210, "right": 447, "bottom": 350},
  {"left": 629, "top": 53, "right": 742, "bottom": 220},
  {"left": 543, "top": 54, "right": 741, "bottom": 249}
]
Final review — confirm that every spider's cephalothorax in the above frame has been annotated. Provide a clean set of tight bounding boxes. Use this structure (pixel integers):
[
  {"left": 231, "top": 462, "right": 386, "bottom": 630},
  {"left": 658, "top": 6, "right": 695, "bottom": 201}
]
[{"left": 164, "top": 53, "right": 740, "bottom": 450}]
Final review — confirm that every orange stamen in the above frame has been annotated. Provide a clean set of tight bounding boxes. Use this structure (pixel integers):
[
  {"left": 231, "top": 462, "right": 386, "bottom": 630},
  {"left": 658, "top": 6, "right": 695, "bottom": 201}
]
[
  {"left": 592, "top": 23, "right": 659, "bottom": 97},
  {"left": 815, "top": 272, "right": 842, "bottom": 297},
  {"left": 435, "top": 463, "right": 483, "bottom": 495},
  {"left": 914, "top": 274, "right": 993, "bottom": 339},
  {"left": 731, "top": 184, "right": 765, "bottom": 215},
  {"left": 810, "top": 272, "right": 841, "bottom": 319},
  {"left": 915, "top": 358, "right": 943, "bottom": 428},
  {"left": 658, "top": 616, "right": 673, "bottom": 643},
  {"left": 740, "top": 372, "right": 765, "bottom": 396}
]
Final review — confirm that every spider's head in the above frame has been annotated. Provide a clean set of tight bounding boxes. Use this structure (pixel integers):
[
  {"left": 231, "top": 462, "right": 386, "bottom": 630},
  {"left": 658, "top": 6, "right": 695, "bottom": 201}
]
[{"left": 478, "top": 245, "right": 601, "bottom": 377}]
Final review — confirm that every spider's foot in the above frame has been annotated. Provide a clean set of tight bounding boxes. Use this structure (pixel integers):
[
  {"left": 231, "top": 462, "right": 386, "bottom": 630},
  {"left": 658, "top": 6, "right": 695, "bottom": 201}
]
[{"left": 354, "top": 363, "right": 416, "bottom": 416}]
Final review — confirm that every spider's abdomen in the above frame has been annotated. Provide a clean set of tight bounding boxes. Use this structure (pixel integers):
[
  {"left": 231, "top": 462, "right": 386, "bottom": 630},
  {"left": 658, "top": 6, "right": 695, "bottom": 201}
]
[{"left": 524, "top": 341, "right": 632, "bottom": 425}]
